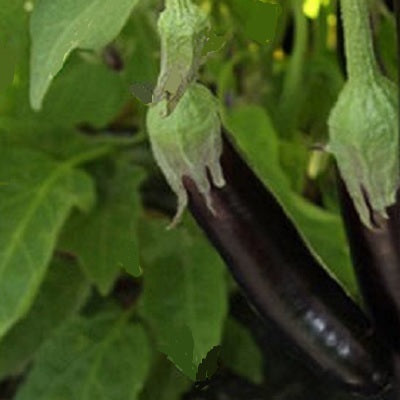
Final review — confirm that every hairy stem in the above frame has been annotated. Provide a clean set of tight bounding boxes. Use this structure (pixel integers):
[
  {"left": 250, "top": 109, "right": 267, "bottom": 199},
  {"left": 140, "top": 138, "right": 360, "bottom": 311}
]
[
  {"left": 340, "top": 0, "right": 379, "bottom": 80},
  {"left": 165, "top": 0, "right": 193, "bottom": 14}
]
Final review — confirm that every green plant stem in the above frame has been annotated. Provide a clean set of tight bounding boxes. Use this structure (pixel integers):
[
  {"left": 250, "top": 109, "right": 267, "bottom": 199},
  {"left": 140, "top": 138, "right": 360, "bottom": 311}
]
[
  {"left": 340, "top": 0, "right": 378, "bottom": 81},
  {"left": 279, "top": 0, "right": 308, "bottom": 136},
  {"left": 312, "top": 4, "right": 328, "bottom": 54}
]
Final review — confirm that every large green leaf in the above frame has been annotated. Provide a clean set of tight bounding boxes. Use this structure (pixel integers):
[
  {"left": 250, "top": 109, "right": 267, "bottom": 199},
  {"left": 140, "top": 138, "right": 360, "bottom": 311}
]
[
  {"left": 139, "top": 217, "right": 228, "bottom": 380},
  {"left": 29, "top": 0, "right": 139, "bottom": 110},
  {"left": 0, "top": 256, "right": 89, "bottom": 379},
  {"left": 223, "top": 105, "right": 358, "bottom": 298},
  {"left": 61, "top": 162, "right": 144, "bottom": 295},
  {"left": 38, "top": 55, "right": 129, "bottom": 128},
  {"left": 16, "top": 313, "right": 151, "bottom": 400},
  {"left": 0, "top": 146, "right": 95, "bottom": 338}
]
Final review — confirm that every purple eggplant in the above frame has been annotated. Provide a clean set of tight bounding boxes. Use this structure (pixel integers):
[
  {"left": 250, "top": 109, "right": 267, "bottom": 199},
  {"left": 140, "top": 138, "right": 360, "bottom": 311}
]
[
  {"left": 337, "top": 177, "right": 400, "bottom": 353},
  {"left": 183, "top": 134, "right": 390, "bottom": 395}
]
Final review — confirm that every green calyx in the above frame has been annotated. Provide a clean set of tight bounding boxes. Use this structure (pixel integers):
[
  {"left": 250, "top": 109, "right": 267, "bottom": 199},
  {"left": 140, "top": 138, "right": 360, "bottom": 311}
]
[
  {"left": 328, "top": 77, "right": 398, "bottom": 227},
  {"left": 147, "top": 83, "right": 225, "bottom": 227},
  {"left": 328, "top": 0, "right": 399, "bottom": 228}
]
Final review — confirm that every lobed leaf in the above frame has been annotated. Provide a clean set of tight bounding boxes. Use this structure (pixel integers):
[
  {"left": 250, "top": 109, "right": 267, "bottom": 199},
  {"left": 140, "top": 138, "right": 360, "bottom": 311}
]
[
  {"left": 39, "top": 55, "right": 129, "bottom": 128},
  {"left": 0, "top": 146, "right": 95, "bottom": 338},
  {"left": 139, "top": 217, "right": 228, "bottom": 380},
  {"left": 60, "top": 163, "right": 145, "bottom": 295}
]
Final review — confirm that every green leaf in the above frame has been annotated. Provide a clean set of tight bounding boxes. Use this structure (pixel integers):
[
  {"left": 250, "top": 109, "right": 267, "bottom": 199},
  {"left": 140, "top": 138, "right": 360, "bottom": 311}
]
[
  {"left": 0, "top": 146, "right": 96, "bottom": 338},
  {"left": 279, "top": 137, "right": 309, "bottom": 193},
  {"left": 140, "top": 355, "right": 191, "bottom": 400},
  {"left": 29, "top": 0, "right": 139, "bottom": 110},
  {"left": 0, "top": 0, "right": 30, "bottom": 115},
  {"left": 229, "top": 0, "right": 281, "bottom": 45},
  {"left": 39, "top": 55, "right": 129, "bottom": 128},
  {"left": 298, "top": 55, "right": 344, "bottom": 139},
  {"left": 139, "top": 217, "right": 228, "bottom": 380},
  {"left": 377, "top": 13, "right": 397, "bottom": 83},
  {"left": 0, "top": 41, "right": 16, "bottom": 94},
  {"left": 0, "top": 117, "right": 140, "bottom": 161},
  {"left": 0, "top": 256, "right": 90, "bottom": 379},
  {"left": 223, "top": 105, "right": 358, "bottom": 299},
  {"left": 121, "top": 5, "right": 159, "bottom": 89},
  {"left": 60, "top": 162, "right": 145, "bottom": 295},
  {"left": 0, "top": 1, "right": 28, "bottom": 55},
  {"left": 15, "top": 313, "right": 151, "bottom": 400},
  {"left": 221, "top": 318, "right": 263, "bottom": 384}
]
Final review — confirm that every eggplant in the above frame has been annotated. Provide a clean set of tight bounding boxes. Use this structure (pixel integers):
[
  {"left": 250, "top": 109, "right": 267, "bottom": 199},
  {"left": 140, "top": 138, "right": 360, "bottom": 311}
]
[
  {"left": 337, "top": 174, "right": 400, "bottom": 399},
  {"left": 183, "top": 134, "right": 390, "bottom": 395},
  {"left": 337, "top": 177, "right": 400, "bottom": 352},
  {"left": 334, "top": 3, "right": 400, "bottom": 398}
]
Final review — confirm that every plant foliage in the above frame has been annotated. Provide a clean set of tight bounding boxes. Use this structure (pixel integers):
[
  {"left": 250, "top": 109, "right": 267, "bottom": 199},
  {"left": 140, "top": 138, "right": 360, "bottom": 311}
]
[{"left": 0, "top": 0, "right": 397, "bottom": 399}]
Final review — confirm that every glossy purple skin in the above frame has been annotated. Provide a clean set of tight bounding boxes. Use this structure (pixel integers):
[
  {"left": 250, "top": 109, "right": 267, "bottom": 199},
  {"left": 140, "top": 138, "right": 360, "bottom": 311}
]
[
  {"left": 338, "top": 178, "right": 400, "bottom": 354},
  {"left": 184, "top": 135, "right": 390, "bottom": 395}
]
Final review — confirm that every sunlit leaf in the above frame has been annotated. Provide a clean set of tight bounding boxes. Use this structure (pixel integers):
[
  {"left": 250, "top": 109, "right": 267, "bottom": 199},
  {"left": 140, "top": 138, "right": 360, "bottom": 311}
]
[
  {"left": 29, "top": 0, "right": 139, "bottom": 109},
  {"left": 0, "top": 146, "right": 95, "bottom": 338}
]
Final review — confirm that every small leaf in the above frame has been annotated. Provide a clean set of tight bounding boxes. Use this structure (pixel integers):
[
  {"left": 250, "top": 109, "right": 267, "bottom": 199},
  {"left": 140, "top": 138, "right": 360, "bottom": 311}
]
[
  {"left": 0, "top": 146, "right": 95, "bottom": 338},
  {"left": 29, "top": 0, "right": 139, "bottom": 110},
  {"left": 60, "top": 163, "right": 145, "bottom": 295},
  {"left": 15, "top": 313, "right": 151, "bottom": 400},
  {"left": 0, "top": 256, "right": 89, "bottom": 379},
  {"left": 139, "top": 217, "right": 227, "bottom": 380}
]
